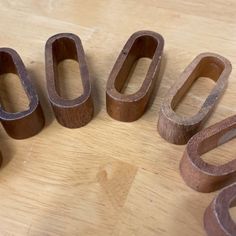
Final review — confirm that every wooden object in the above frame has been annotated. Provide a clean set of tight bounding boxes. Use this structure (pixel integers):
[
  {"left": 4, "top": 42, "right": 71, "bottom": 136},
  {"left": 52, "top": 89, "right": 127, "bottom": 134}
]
[
  {"left": 1, "top": 2, "right": 236, "bottom": 235},
  {"left": 106, "top": 30, "right": 164, "bottom": 122},
  {"left": 0, "top": 48, "right": 45, "bottom": 139},
  {"left": 158, "top": 53, "right": 232, "bottom": 145},
  {"left": 180, "top": 115, "right": 236, "bottom": 192},
  {"left": 204, "top": 183, "right": 236, "bottom": 236},
  {"left": 45, "top": 33, "right": 94, "bottom": 128}
]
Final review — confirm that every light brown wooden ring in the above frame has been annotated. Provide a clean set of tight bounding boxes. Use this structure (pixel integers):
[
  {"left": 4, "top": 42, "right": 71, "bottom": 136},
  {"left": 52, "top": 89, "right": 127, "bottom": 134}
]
[
  {"left": 180, "top": 115, "right": 236, "bottom": 193},
  {"left": 106, "top": 30, "right": 164, "bottom": 122},
  {"left": 158, "top": 53, "right": 232, "bottom": 145},
  {"left": 0, "top": 48, "right": 45, "bottom": 139},
  {"left": 45, "top": 33, "right": 94, "bottom": 128},
  {"left": 204, "top": 183, "right": 236, "bottom": 236}
]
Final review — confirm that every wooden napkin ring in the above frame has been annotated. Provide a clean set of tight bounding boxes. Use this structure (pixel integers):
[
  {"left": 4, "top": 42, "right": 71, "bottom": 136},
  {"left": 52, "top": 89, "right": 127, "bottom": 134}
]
[
  {"left": 204, "top": 183, "right": 236, "bottom": 236},
  {"left": 106, "top": 30, "right": 164, "bottom": 122},
  {"left": 158, "top": 53, "right": 232, "bottom": 145},
  {"left": 180, "top": 115, "right": 236, "bottom": 193},
  {"left": 45, "top": 33, "right": 94, "bottom": 128},
  {"left": 0, "top": 48, "right": 45, "bottom": 139}
]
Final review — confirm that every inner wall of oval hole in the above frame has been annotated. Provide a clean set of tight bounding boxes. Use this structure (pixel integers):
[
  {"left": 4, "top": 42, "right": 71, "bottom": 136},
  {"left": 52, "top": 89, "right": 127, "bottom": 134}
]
[
  {"left": 57, "top": 59, "right": 83, "bottom": 100},
  {"left": 120, "top": 58, "right": 151, "bottom": 95},
  {"left": 0, "top": 73, "right": 29, "bottom": 113},
  {"left": 174, "top": 77, "right": 215, "bottom": 117},
  {"left": 201, "top": 133, "right": 236, "bottom": 165}
]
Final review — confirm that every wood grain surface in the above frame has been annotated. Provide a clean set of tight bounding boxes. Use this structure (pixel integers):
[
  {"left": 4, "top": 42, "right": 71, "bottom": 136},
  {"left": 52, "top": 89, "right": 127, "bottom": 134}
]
[{"left": 0, "top": 1, "right": 236, "bottom": 235}]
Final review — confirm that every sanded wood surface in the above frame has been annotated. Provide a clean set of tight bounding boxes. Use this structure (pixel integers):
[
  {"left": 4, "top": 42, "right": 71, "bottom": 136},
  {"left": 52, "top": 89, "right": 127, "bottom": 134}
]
[{"left": 0, "top": 1, "right": 236, "bottom": 235}]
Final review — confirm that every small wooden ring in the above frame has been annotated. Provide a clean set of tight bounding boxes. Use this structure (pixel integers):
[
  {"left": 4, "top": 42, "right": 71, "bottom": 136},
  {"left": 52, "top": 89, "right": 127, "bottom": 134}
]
[
  {"left": 0, "top": 48, "right": 45, "bottom": 139},
  {"left": 204, "top": 183, "right": 236, "bottom": 236},
  {"left": 45, "top": 33, "right": 94, "bottom": 128},
  {"left": 106, "top": 30, "right": 164, "bottom": 122},
  {"left": 158, "top": 53, "right": 232, "bottom": 144},
  {"left": 180, "top": 115, "right": 236, "bottom": 193}
]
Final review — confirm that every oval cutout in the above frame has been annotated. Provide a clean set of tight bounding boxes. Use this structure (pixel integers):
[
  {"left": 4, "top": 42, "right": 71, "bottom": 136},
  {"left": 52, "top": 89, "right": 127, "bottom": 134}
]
[
  {"left": 174, "top": 76, "right": 215, "bottom": 118},
  {"left": 202, "top": 137, "right": 236, "bottom": 166},
  {"left": 158, "top": 53, "right": 232, "bottom": 145},
  {"left": 57, "top": 59, "right": 83, "bottom": 100},
  {"left": 120, "top": 58, "right": 152, "bottom": 95},
  {"left": 0, "top": 73, "right": 29, "bottom": 113}
]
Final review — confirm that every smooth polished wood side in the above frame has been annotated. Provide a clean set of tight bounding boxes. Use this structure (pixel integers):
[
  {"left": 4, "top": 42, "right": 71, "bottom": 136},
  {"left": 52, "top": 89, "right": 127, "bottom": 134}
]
[{"left": 0, "top": 1, "right": 235, "bottom": 236}]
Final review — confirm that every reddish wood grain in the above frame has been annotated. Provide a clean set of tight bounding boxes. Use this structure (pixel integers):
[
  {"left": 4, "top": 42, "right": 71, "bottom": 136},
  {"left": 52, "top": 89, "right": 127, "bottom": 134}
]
[
  {"left": 180, "top": 115, "right": 236, "bottom": 192},
  {"left": 106, "top": 30, "right": 164, "bottom": 122},
  {"left": 45, "top": 33, "right": 94, "bottom": 128},
  {"left": 158, "top": 53, "right": 232, "bottom": 145},
  {"left": 0, "top": 48, "right": 45, "bottom": 139}
]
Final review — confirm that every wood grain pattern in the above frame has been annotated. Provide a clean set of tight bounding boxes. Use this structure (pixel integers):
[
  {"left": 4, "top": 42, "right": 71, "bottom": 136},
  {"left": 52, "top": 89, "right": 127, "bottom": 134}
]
[
  {"left": 158, "top": 53, "right": 232, "bottom": 145},
  {"left": 180, "top": 114, "right": 236, "bottom": 193},
  {"left": 0, "top": 1, "right": 235, "bottom": 235},
  {"left": 0, "top": 48, "right": 45, "bottom": 139},
  {"left": 45, "top": 33, "right": 94, "bottom": 128},
  {"left": 106, "top": 30, "right": 164, "bottom": 122}
]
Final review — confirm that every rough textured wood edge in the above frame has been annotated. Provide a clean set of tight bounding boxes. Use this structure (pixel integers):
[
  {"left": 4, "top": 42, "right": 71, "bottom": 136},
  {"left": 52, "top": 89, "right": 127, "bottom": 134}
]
[
  {"left": 204, "top": 183, "right": 236, "bottom": 236},
  {"left": 0, "top": 48, "right": 45, "bottom": 139},
  {"left": 179, "top": 115, "right": 236, "bottom": 193},
  {"left": 157, "top": 52, "right": 232, "bottom": 145},
  {"left": 45, "top": 33, "right": 94, "bottom": 128},
  {"left": 106, "top": 30, "right": 164, "bottom": 122}
]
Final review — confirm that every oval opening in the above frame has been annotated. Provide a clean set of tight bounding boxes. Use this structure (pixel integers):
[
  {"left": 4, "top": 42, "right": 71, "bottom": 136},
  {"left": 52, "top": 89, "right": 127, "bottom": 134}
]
[
  {"left": 114, "top": 36, "right": 157, "bottom": 95},
  {"left": 172, "top": 57, "right": 225, "bottom": 118},
  {"left": 53, "top": 38, "right": 83, "bottom": 100},
  {"left": 199, "top": 127, "right": 236, "bottom": 166},
  {"left": 201, "top": 138, "right": 236, "bottom": 165},
  {"left": 0, "top": 52, "right": 29, "bottom": 113},
  {"left": 121, "top": 58, "right": 152, "bottom": 95},
  {"left": 57, "top": 59, "right": 83, "bottom": 100},
  {"left": 174, "top": 77, "right": 215, "bottom": 117}
]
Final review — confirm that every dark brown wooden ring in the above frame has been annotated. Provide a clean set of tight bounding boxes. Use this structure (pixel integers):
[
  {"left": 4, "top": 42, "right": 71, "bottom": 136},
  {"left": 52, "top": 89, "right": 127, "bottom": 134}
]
[
  {"left": 180, "top": 115, "right": 236, "bottom": 193},
  {"left": 158, "top": 53, "right": 232, "bottom": 145},
  {"left": 45, "top": 33, "right": 94, "bottom": 128},
  {"left": 0, "top": 48, "right": 45, "bottom": 139},
  {"left": 204, "top": 183, "right": 236, "bottom": 236},
  {"left": 106, "top": 30, "right": 164, "bottom": 122}
]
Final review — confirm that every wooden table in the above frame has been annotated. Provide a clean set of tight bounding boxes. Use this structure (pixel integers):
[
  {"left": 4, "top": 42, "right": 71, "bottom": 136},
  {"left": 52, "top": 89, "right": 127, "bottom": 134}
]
[{"left": 0, "top": 1, "right": 235, "bottom": 235}]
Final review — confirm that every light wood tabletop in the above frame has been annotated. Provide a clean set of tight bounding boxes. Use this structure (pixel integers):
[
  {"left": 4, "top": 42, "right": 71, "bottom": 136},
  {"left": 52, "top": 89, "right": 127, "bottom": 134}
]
[{"left": 0, "top": 1, "right": 235, "bottom": 235}]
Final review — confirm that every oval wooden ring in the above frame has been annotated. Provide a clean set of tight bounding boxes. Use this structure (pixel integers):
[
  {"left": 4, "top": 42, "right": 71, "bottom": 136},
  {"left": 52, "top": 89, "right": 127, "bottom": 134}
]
[
  {"left": 0, "top": 48, "right": 45, "bottom": 139},
  {"left": 180, "top": 115, "right": 236, "bottom": 193},
  {"left": 45, "top": 33, "right": 94, "bottom": 128},
  {"left": 158, "top": 53, "right": 232, "bottom": 145},
  {"left": 204, "top": 183, "right": 236, "bottom": 236},
  {"left": 106, "top": 30, "right": 164, "bottom": 122}
]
